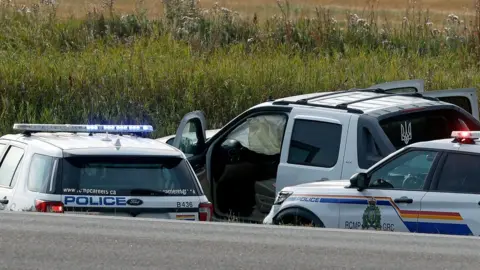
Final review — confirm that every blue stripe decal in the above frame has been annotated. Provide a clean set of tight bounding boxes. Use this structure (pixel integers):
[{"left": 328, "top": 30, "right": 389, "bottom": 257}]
[
  {"left": 318, "top": 197, "right": 391, "bottom": 206},
  {"left": 320, "top": 198, "right": 368, "bottom": 204},
  {"left": 416, "top": 222, "right": 473, "bottom": 235},
  {"left": 289, "top": 196, "right": 475, "bottom": 236},
  {"left": 403, "top": 221, "right": 418, "bottom": 233}
]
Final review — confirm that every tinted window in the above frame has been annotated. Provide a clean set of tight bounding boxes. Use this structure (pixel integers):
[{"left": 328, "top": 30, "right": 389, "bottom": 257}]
[
  {"left": 60, "top": 156, "right": 200, "bottom": 196},
  {"left": 368, "top": 150, "right": 438, "bottom": 190},
  {"left": 28, "top": 154, "right": 56, "bottom": 193},
  {"left": 436, "top": 153, "right": 480, "bottom": 194},
  {"left": 380, "top": 109, "right": 480, "bottom": 150},
  {"left": 288, "top": 120, "right": 342, "bottom": 167},
  {"left": 0, "top": 146, "right": 24, "bottom": 187}
]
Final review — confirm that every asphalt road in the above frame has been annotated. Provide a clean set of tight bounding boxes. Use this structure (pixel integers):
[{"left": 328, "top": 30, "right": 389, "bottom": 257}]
[{"left": 1, "top": 212, "right": 480, "bottom": 270}]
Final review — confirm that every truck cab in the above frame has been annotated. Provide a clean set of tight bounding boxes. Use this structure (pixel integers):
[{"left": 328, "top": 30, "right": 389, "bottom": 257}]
[{"left": 170, "top": 79, "right": 480, "bottom": 223}]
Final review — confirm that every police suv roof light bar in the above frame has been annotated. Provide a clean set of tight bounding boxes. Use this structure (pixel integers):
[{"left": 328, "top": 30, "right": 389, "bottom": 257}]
[
  {"left": 13, "top": 124, "right": 154, "bottom": 136},
  {"left": 451, "top": 131, "right": 480, "bottom": 144}
]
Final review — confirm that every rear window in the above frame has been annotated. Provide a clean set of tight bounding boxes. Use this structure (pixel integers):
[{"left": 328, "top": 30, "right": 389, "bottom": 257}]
[
  {"left": 380, "top": 108, "right": 480, "bottom": 150},
  {"left": 60, "top": 156, "right": 200, "bottom": 196}
]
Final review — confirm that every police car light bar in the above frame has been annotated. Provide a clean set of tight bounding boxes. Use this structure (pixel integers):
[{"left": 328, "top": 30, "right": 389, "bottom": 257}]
[
  {"left": 13, "top": 124, "right": 154, "bottom": 134},
  {"left": 451, "top": 131, "right": 480, "bottom": 144},
  {"left": 451, "top": 131, "right": 480, "bottom": 139}
]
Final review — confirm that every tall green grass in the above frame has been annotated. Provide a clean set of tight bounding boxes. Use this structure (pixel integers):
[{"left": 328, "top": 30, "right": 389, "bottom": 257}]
[{"left": 0, "top": 0, "right": 480, "bottom": 136}]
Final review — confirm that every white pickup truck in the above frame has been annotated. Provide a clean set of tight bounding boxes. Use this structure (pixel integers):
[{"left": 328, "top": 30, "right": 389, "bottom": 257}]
[{"left": 161, "top": 79, "right": 480, "bottom": 223}]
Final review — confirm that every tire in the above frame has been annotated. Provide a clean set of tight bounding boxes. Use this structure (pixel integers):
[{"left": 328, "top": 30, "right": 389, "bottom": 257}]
[{"left": 273, "top": 207, "right": 325, "bottom": 228}]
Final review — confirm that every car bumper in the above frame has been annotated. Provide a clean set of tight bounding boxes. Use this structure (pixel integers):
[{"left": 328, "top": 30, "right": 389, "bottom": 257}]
[{"left": 262, "top": 205, "right": 280, "bottom": 225}]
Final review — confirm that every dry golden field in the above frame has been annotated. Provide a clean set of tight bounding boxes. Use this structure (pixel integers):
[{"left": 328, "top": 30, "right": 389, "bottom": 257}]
[
  {"left": 1, "top": 0, "right": 479, "bottom": 136},
  {"left": 13, "top": 0, "right": 479, "bottom": 23}
]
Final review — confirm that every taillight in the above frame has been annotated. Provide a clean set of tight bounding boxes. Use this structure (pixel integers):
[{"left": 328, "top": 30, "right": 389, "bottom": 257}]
[
  {"left": 35, "top": 200, "right": 64, "bottom": 213},
  {"left": 198, "top": 202, "right": 213, "bottom": 221}
]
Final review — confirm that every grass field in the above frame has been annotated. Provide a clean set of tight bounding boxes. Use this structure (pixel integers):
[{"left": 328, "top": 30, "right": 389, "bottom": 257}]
[{"left": 0, "top": 0, "right": 479, "bottom": 137}]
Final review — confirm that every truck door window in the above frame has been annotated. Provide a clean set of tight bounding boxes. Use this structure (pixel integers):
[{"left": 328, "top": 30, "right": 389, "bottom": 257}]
[
  {"left": 287, "top": 120, "right": 342, "bottom": 168},
  {"left": 435, "top": 153, "right": 480, "bottom": 194},
  {"left": 368, "top": 150, "right": 438, "bottom": 190},
  {"left": 178, "top": 121, "right": 199, "bottom": 157}
]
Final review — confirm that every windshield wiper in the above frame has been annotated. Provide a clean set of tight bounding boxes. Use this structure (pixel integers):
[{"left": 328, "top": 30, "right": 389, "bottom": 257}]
[{"left": 129, "top": 189, "right": 171, "bottom": 196}]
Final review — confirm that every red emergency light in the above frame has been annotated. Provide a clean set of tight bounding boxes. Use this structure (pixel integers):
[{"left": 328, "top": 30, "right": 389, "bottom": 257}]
[{"left": 451, "top": 131, "right": 480, "bottom": 144}]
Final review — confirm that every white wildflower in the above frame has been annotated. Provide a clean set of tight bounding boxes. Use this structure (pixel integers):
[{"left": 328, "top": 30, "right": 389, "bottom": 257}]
[
  {"left": 220, "top": 7, "right": 231, "bottom": 13},
  {"left": 356, "top": 18, "right": 366, "bottom": 26},
  {"left": 447, "top": 13, "right": 459, "bottom": 22}
]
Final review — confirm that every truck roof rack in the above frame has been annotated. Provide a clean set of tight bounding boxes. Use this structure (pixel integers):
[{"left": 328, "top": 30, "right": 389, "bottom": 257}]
[
  {"left": 271, "top": 100, "right": 365, "bottom": 114},
  {"left": 296, "top": 88, "right": 386, "bottom": 103},
  {"left": 271, "top": 89, "right": 440, "bottom": 114},
  {"left": 336, "top": 92, "right": 438, "bottom": 108}
]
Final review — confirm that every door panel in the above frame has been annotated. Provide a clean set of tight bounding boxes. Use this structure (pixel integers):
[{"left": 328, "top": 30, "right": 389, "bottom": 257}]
[
  {"left": 340, "top": 148, "right": 442, "bottom": 233},
  {"left": 276, "top": 107, "right": 352, "bottom": 194},
  {"left": 419, "top": 192, "right": 478, "bottom": 235},
  {"left": 422, "top": 152, "right": 480, "bottom": 236},
  {"left": 423, "top": 88, "right": 479, "bottom": 120},
  {"left": 368, "top": 79, "right": 425, "bottom": 93},
  {"left": 339, "top": 189, "right": 427, "bottom": 233},
  {"left": 172, "top": 111, "right": 209, "bottom": 200}
]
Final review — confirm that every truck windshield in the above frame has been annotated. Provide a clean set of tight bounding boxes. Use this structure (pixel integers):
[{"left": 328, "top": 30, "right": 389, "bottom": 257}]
[
  {"left": 60, "top": 156, "right": 200, "bottom": 196},
  {"left": 380, "top": 108, "right": 480, "bottom": 150}
]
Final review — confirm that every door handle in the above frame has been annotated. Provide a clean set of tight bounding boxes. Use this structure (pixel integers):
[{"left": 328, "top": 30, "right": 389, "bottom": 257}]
[
  {"left": 0, "top": 199, "right": 9, "bottom": 204},
  {"left": 394, "top": 197, "right": 413, "bottom": 204},
  {"left": 316, "top": 178, "right": 329, "bottom": 181}
]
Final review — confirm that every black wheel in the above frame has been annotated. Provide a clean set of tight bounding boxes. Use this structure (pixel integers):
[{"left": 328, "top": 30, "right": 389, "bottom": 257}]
[{"left": 274, "top": 207, "right": 325, "bottom": 228}]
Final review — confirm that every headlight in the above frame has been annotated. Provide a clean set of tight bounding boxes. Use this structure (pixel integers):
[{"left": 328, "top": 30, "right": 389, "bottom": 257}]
[{"left": 274, "top": 191, "right": 293, "bottom": 205}]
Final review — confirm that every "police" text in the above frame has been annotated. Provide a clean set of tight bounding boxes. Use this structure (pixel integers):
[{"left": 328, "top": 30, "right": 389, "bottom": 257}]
[{"left": 64, "top": 196, "right": 127, "bottom": 206}]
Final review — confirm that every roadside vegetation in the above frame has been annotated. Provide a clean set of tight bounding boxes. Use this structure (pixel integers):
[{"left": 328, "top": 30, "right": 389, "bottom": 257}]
[{"left": 1, "top": 0, "right": 480, "bottom": 136}]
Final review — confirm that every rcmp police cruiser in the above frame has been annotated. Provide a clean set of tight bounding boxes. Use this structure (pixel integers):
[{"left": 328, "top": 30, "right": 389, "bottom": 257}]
[
  {"left": 0, "top": 123, "right": 213, "bottom": 221},
  {"left": 264, "top": 130, "right": 480, "bottom": 236}
]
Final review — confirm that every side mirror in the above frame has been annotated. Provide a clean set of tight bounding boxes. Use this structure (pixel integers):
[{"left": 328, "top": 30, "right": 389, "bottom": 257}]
[{"left": 349, "top": 172, "right": 368, "bottom": 191}]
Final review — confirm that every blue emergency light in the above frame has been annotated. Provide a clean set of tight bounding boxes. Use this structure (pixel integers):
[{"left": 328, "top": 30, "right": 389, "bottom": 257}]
[{"left": 13, "top": 123, "right": 154, "bottom": 134}]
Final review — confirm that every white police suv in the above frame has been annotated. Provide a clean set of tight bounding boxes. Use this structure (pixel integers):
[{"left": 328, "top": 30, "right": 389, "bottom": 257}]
[
  {"left": 264, "top": 130, "right": 480, "bottom": 236},
  {"left": 0, "top": 123, "right": 213, "bottom": 221}
]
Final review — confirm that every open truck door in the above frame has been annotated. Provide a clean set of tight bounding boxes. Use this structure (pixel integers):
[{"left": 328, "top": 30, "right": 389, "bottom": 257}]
[
  {"left": 172, "top": 111, "right": 211, "bottom": 199},
  {"left": 422, "top": 88, "right": 479, "bottom": 120},
  {"left": 368, "top": 79, "right": 479, "bottom": 120}
]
